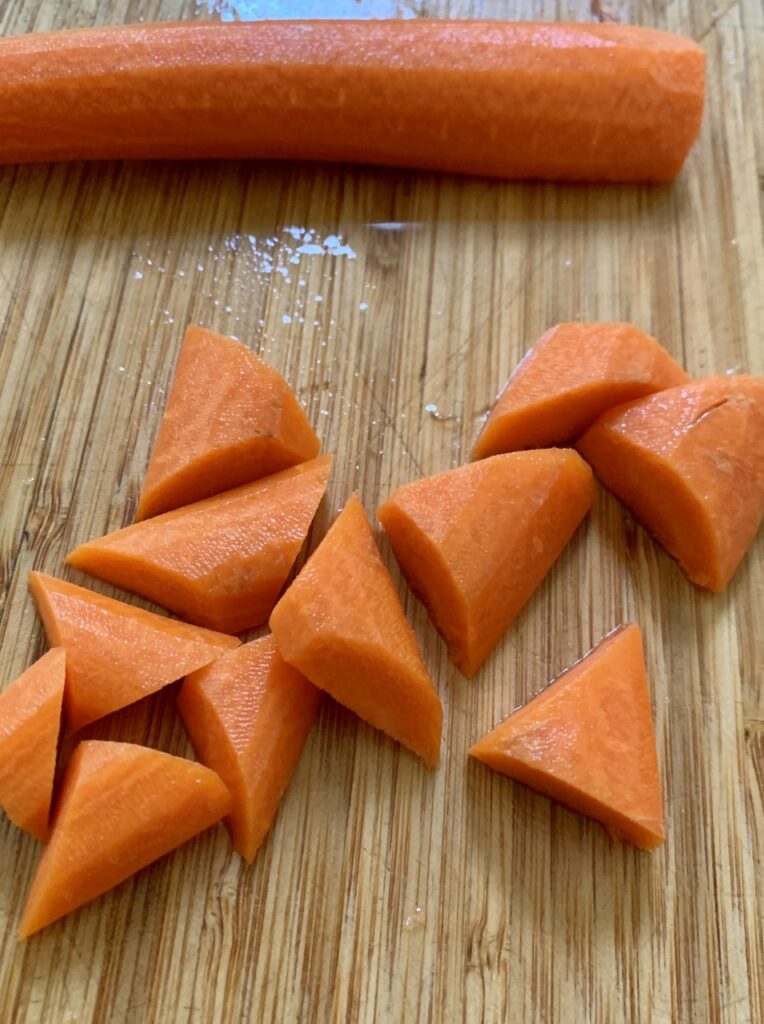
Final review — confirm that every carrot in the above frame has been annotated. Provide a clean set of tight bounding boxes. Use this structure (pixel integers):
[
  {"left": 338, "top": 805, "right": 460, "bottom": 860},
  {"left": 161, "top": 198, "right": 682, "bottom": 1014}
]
[
  {"left": 18, "top": 740, "right": 231, "bottom": 937},
  {"left": 469, "top": 624, "right": 665, "bottom": 850},
  {"left": 28, "top": 572, "right": 239, "bottom": 732},
  {"left": 67, "top": 455, "right": 332, "bottom": 634},
  {"left": 377, "top": 450, "right": 594, "bottom": 677},
  {"left": 471, "top": 322, "right": 689, "bottom": 460},
  {"left": 178, "top": 635, "right": 321, "bottom": 863},
  {"left": 577, "top": 375, "right": 764, "bottom": 591},
  {"left": 0, "top": 22, "right": 704, "bottom": 182},
  {"left": 136, "top": 326, "right": 320, "bottom": 520},
  {"left": 0, "top": 649, "right": 65, "bottom": 843},
  {"left": 269, "top": 495, "right": 442, "bottom": 767}
]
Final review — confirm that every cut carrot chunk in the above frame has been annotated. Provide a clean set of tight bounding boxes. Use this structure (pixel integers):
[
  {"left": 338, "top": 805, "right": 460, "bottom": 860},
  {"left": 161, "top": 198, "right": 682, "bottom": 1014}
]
[
  {"left": 577, "top": 375, "right": 764, "bottom": 591},
  {"left": 18, "top": 740, "right": 231, "bottom": 937},
  {"left": 67, "top": 455, "right": 332, "bottom": 634},
  {"left": 136, "top": 326, "right": 320, "bottom": 520},
  {"left": 0, "top": 22, "right": 704, "bottom": 182},
  {"left": 471, "top": 322, "right": 688, "bottom": 459},
  {"left": 469, "top": 624, "right": 665, "bottom": 850},
  {"left": 28, "top": 573, "right": 239, "bottom": 733},
  {"left": 378, "top": 450, "right": 594, "bottom": 677},
  {"left": 178, "top": 635, "right": 321, "bottom": 863},
  {"left": 269, "top": 495, "right": 442, "bottom": 767},
  {"left": 0, "top": 648, "right": 65, "bottom": 842}
]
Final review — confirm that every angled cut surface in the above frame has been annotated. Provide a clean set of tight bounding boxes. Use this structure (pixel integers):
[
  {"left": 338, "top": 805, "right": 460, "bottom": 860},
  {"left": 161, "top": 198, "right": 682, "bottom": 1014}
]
[
  {"left": 67, "top": 455, "right": 333, "bottom": 634},
  {"left": 178, "top": 634, "right": 321, "bottom": 863},
  {"left": 136, "top": 325, "right": 320, "bottom": 519},
  {"left": 18, "top": 740, "right": 231, "bottom": 937},
  {"left": 577, "top": 375, "right": 764, "bottom": 591},
  {"left": 28, "top": 573, "right": 239, "bottom": 732},
  {"left": 378, "top": 449, "right": 594, "bottom": 676},
  {"left": 269, "top": 495, "right": 442, "bottom": 767},
  {"left": 471, "top": 322, "right": 688, "bottom": 459},
  {"left": 0, "top": 648, "right": 65, "bottom": 842},
  {"left": 469, "top": 624, "right": 665, "bottom": 850}
]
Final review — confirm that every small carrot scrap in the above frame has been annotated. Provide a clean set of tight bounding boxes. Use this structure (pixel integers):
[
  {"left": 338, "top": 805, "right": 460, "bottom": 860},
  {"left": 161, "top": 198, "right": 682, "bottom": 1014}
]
[
  {"left": 577, "top": 375, "right": 764, "bottom": 591},
  {"left": 28, "top": 572, "right": 239, "bottom": 732},
  {"left": 67, "top": 455, "right": 332, "bottom": 634},
  {"left": 136, "top": 326, "right": 320, "bottom": 520},
  {"left": 269, "top": 495, "right": 442, "bottom": 767},
  {"left": 471, "top": 322, "right": 688, "bottom": 460},
  {"left": 178, "top": 635, "right": 321, "bottom": 863},
  {"left": 378, "top": 450, "right": 594, "bottom": 677},
  {"left": 0, "top": 22, "right": 704, "bottom": 182},
  {"left": 469, "top": 624, "right": 665, "bottom": 850},
  {"left": 18, "top": 740, "right": 231, "bottom": 937},
  {"left": 0, "top": 648, "right": 65, "bottom": 843}
]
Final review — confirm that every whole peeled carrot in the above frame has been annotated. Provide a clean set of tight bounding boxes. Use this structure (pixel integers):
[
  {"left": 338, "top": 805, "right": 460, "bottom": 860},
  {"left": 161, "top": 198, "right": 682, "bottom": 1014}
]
[{"left": 0, "top": 20, "right": 705, "bottom": 181}]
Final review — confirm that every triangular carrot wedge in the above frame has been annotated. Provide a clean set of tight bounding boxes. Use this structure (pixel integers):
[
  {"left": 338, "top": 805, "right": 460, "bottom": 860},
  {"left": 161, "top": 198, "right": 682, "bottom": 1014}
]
[
  {"left": 471, "top": 322, "right": 688, "bottom": 460},
  {"left": 0, "top": 648, "right": 65, "bottom": 842},
  {"left": 136, "top": 325, "right": 320, "bottom": 520},
  {"left": 18, "top": 740, "right": 231, "bottom": 937},
  {"left": 178, "top": 635, "right": 321, "bottom": 863},
  {"left": 577, "top": 375, "right": 764, "bottom": 591},
  {"left": 269, "top": 495, "right": 442, "bottom": 767},
  {"left": 377, "top": 450, "right": 594, "bottom": 677},
  {"left": 28, "top": 573, "right": 239, "bottom": 733},
  {"left": 469, "top": 624, "right": 665, "bottom": 850},
  {"left": 67, "top": 455, "right": 333, "bottom": 634}
]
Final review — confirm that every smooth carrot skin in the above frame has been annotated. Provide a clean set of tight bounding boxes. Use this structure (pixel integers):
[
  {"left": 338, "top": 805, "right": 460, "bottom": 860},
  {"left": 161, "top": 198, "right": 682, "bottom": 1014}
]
[
  {"left": 469, "top": 625, "right": 665, "bottom": 850},
  {"left": 136, "top": 326, "right": 320, "bottom": 520},
  {"left": 0, "top": 649, "right": 65, "bottom": 843},
  {"left": 67, "top": 455, "right": 333, "bottom": 634},
  {"left": 577, "top": 375, "right": 764, "bottom": 591},
  {"left": 269, "top": 495, "right": 442, "bottom": 768},
  {"left": 471, "top": 322, "right": 689, "bottom": 460},
  {"left": 0, "top": 21, "right": 704, "bottom": 182},
  {"left": 378, "top": 450, "right": 594, "bottom": 677},
  {"left": 18, "top": 741, "right": 231, "bottom": 938},
  {"left": 28, "top": 572, "right": 239, "bottom": 732},
  {"left": 178, "top": 635, "right": 321, "bottom": 863}
]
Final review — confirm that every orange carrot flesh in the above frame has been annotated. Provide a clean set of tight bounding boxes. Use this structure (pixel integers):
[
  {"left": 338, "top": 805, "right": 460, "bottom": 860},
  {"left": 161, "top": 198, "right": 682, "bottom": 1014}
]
[
  {"left": 469, "top": 625, "right": 665, "bottom": 850},
  {"left": 178, "top": 635, "right": 321, "bottom": 863},
  {"left": 378, "top": 450, "right": 594, "bottom": 677},
  {"left": 136, "top": 326, "right": 320, "bottom": 520},
  {"left": 471, "top": 322, "right": 689, "bottom": 460},
  {"left": 269, "top": 495, "right": 442, "bottom": 767},
  {"left": 577, "top": 375, "right": 764, "bottom": 591},
  {"left": 28, "top": 573, "right": 239, "bottom": 733},
  {"left": 0, "top": 22, "right": 704, "bottom": 182},
  {"left": 67, "top": 455, "right": 332, "bottom": 634},
  {"left": 18, "top": 740, "right": 231, "bottom": 937},
  {"left": 0, "top": 648, "right": 65, "bottom": 843}
]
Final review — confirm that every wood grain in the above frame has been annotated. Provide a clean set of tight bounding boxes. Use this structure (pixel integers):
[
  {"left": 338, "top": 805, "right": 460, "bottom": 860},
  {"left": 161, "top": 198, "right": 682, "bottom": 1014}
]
[{"left": 0, "top": 2, "right": 762, "bottom": 1022}]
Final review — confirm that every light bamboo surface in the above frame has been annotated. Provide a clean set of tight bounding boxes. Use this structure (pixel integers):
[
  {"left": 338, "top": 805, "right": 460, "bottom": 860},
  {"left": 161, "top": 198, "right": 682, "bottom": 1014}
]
[{"left": 0, "top": 2, "right": 762, "bottom": 1022}]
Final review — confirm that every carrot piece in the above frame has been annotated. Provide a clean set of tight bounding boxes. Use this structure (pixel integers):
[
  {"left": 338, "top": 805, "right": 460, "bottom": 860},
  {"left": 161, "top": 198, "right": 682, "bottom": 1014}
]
[
  {"left": 471, "top": 322, "right": 689, "bottom": 460},
  {"left": 0, "top": 649, "right": 65, "bottom": 842},
  {"left": 178, "top": 635, "right": 321, "bottom": 863},
  {"left": 17, "top": 740, "right": 231, "bottom": 937},
  {"left": 136, "top": 326, "right": 320, "bottom": 520},
  {"left": 469, "top": 625, "right": 665, "bottom": 850},
  {"left": 377, "top": 450, "right": 594, "bottom": 677},
  {"left": 269, "top": 495, "right": 442, "bottom": 767},
  {"left": 0, "top": 22, "right": 704, "bottom": 182},
  {"left": 67, "top": 455, "right": 333, "bottom": 634},
  {"left": 28, "top": 573, "right": 239, "bottom": 733},
  {"left": 577, "top": 375, "right": 764, "bottom": 591}
]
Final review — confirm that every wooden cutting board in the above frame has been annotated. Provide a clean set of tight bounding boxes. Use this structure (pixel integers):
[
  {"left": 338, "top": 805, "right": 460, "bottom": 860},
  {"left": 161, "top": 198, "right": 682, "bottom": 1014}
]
[{"left": 0, "top": 2, "right": 762, "bottom": 1021}]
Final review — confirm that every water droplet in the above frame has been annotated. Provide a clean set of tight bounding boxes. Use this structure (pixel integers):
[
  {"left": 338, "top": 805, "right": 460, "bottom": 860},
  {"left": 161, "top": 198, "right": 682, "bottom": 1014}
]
[
  {"left": 133, "top": 271, "right": 143, "bottom": 280},
  {"left": 282, "top": 314, "right": 292, "bottom": 325}
]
